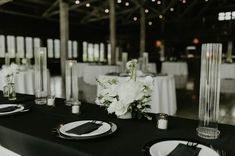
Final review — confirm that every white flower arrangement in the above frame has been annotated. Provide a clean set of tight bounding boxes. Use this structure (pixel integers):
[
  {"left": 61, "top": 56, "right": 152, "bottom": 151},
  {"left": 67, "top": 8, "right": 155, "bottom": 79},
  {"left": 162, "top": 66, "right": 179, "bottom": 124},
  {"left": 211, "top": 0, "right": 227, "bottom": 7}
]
[
  {"left": 96, "top": 59, "right": 153, "bottom": 119},
  {"left": 2, "top": 63, "right": 18, "bottom": 83}
]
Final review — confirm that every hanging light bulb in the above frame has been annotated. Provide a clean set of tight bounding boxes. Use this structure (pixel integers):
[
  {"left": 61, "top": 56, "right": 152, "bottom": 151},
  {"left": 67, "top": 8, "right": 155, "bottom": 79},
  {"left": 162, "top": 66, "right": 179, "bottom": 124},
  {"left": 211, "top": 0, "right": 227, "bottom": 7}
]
[
  {"left": 75, "top": 0, "right": 80, "bottom": 5},
  {"left": 105, "top": 9, "right": 109, "bottom": 13},
  {"left": 86, "top": 3, "right": 90, "bottom": 7}
]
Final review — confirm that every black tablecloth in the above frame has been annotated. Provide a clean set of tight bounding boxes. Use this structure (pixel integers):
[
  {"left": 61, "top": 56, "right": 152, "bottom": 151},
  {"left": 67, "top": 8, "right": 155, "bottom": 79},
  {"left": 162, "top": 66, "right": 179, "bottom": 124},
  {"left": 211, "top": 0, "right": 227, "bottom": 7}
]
[
  {"left": 0, "top": 92, "right": 34, "bottom": 104},
  {"left": 0, "top": 94, "right": 235, "bottom": 156}
]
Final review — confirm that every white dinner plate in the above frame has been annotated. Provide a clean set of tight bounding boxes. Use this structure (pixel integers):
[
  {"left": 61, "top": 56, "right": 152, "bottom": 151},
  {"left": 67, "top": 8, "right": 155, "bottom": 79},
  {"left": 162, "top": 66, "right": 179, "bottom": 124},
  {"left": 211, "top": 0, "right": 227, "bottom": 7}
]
[
  {"left": 149, "top": 140, "right": 219, "bottom": 156},
  {"left": 59, "top": 120, "right": 112, "bottom": 137},
  {"left": 0, "top": 104, "right": 24, "bottom": 116}
]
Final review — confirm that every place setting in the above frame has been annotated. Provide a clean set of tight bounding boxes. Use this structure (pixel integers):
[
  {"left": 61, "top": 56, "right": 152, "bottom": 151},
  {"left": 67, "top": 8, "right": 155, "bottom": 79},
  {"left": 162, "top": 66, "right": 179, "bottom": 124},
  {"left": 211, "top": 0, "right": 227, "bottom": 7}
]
[
  {"left": 142, "top": 139, "right": 221, "bottom": 156},
  {"left": 0, "top": 103, "right": 30, "bottom": 116},
  {"left": 53, "top": 120, "right": 117, "bottom": 140}
]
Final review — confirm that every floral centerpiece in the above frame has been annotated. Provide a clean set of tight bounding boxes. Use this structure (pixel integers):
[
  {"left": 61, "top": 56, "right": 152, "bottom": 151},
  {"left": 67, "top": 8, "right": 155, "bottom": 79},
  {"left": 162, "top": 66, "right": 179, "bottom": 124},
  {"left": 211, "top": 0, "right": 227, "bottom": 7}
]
[{"left": 96, "top": 59, "right": 153, "bottom": 119}]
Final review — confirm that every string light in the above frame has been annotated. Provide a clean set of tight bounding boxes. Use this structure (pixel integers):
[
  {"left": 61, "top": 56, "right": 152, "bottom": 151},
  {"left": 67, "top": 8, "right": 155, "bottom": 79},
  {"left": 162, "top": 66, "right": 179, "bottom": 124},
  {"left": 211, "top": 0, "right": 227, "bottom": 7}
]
[
  {"left": 170, "top": 7, "right": 174, "bottom": 12},
  {"left": 86, "top": 3, "right": 90, "bottom": 7},
  {"left": 75, "top": 0, "right": 80, "bottom": 4},
  {"left": 182, "top": 0, "right": 186, "bottom": 4},
  {"left": 148, "top": 21, "right": 152, "bottom": 25},
  {"left": 159, "top": 14, "right": 163, "bottom": 19},
  {"left": 125, "top": 2, "right": 129, "bottom": 6},
  {"left": 157, "top": 0, "right": 161, "bottom": 5},
  {"left": 105, "top": 9, "right": 109, "bottom": 13},
  {"left": 133, "top": 17, "right": 137, "bottom": 21},
  {"left": 117, "top": 0, "right": 122, "bottom": 3},
  {"left": 152, "top": 0, "right": 155, "bottom": 2},
  {"left": 145, "top": 9, "right": 149, "bottom": 13}
]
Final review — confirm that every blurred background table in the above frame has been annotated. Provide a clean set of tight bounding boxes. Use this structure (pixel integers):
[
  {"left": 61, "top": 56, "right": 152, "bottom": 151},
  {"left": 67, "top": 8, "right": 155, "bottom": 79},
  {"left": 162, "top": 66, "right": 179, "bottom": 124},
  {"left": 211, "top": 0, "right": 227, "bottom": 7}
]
[
  {"left": 0, "top": 68, "right": 50, "bottom": 95},
  {"left": 220, "top": 63, "right": 235, "bottom": 93},
  {"left": 161, "top": 62, "right": 188, "bottom": 89}
]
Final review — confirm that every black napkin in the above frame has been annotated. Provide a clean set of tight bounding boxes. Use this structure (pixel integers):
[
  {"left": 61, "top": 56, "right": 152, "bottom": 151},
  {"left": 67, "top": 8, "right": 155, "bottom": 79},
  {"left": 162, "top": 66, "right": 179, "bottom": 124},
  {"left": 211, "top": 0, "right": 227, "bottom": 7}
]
[
  {"left": 167, "top": 143, "right": 201, "bottom": 156},
  {"left": 65, "top": 122, "right": 103, "bottom": 135},
  {"left": 0, "top": 106, "right": 19, "bottom": 113}
]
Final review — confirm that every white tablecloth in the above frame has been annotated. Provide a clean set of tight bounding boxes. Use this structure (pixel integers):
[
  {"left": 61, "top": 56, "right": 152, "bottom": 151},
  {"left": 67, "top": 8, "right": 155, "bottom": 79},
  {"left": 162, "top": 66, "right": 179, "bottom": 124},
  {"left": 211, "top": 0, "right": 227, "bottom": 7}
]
[
  {"left": 83, "top": 65, "right": 120, "bottom": 85},
  {"left": 147, "top": 63, "right": 157, "bottom": 73},
  {"left": 77, "top": 63, "right": 91, "bottom": 78},
  {"left": 137, "top": 63, "right": 157, "bottom": 73},
  {"left": 161, "top": 62, "right": 188, "bottom": 75},
  {"left": 161, "top": 62, "right": 188, "bottom": 89},
  {"left": 220, "top": 63, "right": 235, "bottom": 79},
  {"left": 97, "top": 75, "right": 177, "bottom": 115},
  {"left": 220, "top": 63, "right": 235, "bottom": 93}
]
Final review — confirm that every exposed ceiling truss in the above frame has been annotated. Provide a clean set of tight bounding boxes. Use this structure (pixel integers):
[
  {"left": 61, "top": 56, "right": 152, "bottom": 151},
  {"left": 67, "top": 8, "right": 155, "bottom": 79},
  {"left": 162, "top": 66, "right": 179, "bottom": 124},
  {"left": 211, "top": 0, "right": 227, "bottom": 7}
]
[{"left": 0, "top": 0, "right": 234, "bottom": 26}]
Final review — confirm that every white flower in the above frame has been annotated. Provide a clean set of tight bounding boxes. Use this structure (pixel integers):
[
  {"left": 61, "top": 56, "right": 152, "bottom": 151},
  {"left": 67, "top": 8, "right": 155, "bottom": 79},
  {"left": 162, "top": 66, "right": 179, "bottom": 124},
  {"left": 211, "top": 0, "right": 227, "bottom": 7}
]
[
  {"left": 107, "top": 98, "right": 129, "bottom": 116},
  {"left": 1, "top": 63, "right": 18, "bottom": 77},
  {"left": 126, "top": 59, "right": 138, "bottom": 70},
  {"left": 117, "top": 80, "right": 143, "bottom": 104}
]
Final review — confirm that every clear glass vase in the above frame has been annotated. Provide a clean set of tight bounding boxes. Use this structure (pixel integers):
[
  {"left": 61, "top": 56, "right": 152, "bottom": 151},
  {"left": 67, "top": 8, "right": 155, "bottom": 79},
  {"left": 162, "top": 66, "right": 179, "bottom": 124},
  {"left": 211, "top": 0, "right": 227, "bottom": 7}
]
[
  {"left": 8, "top": 83, "right": 16, "bottom": 101},
  {"left": 196, "top": 43, "right": 222, "bottom": 139},
  {"left": 142, "top": 52, "right": 149, "bottom": 73},
  {"left": 34, "top": 47, "right": 48, "bottom": 105},
  {"left": 5, "top": 53, "right": 10, "bottom": 66},
  {"left": 121, "top": 52, "right": 128, "bottom": 73},
  {"left": 65, "top": 60, "right": 79, "bottom": 106}
]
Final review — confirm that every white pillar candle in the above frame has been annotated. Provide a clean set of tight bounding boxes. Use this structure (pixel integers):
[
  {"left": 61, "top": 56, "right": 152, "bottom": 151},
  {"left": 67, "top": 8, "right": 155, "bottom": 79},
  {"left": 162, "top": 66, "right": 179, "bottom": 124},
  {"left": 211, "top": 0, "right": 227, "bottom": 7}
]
[
  {"left": 47, "top": 98, "right": 55, "bottom": 106},
  {"left": 72, "top": 105, "right": 80, "bottom": 114},
  {"left": 157, "top": 119, "right": 168, "bottom": 129}
]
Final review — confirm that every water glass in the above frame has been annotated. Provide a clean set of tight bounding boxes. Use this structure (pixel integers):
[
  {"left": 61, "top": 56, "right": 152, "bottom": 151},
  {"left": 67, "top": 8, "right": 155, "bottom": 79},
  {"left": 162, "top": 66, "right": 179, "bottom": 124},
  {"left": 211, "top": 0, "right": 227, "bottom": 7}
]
[{"left": 35, "top": 90, "right": 47, "bottom": 105}]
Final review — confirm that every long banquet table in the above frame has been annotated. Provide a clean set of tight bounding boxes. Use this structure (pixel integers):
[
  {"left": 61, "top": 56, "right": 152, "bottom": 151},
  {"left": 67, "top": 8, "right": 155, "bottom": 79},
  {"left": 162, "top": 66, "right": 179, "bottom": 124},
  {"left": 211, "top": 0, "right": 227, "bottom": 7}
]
[{"left": 0, "top": 93, "right": 235, "bottom": 156}]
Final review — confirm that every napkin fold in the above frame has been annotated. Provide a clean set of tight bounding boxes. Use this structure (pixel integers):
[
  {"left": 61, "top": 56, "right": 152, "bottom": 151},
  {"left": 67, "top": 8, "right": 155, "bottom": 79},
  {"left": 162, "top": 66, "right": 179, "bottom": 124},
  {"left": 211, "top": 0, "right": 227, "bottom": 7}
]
[
  {"left": 167, "top": 143, "right": 201, "bottom": 156},
  {"left": 65, "top": 122, "right": 103, "bottom": 135},
  {"left": 0, "top": 106, "right": 19, "bottom": 113}
]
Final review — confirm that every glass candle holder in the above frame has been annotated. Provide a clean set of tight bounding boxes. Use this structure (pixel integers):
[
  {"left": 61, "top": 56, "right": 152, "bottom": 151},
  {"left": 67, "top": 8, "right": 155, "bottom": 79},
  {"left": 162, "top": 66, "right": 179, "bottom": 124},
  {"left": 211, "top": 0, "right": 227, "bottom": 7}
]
[
  {"left": 196, "top": 43, "right": 222, "bottom": 139},
  {"left": 65, "top": 60, "right": 79, "bottom": 106},
  {"left": 142, "top": 52, "right": 149, "bottom": 73},
  {"left": 156, "top": 113, "right": 168, "bottom": 130},
  {"left": 34, "top": 47, "right": 48, "bottom": 105},
  {"left": 71, "top": 101, "right": 81, "bottom": 114},
  {"left": 121, "top": 52, "right": 128, "bottom": 73},
  {"left": 47, "top": 95, "right": 55, "bottom": 106},
  {"left": 5, "top": 53, "right": 10, "bottom": 66}
]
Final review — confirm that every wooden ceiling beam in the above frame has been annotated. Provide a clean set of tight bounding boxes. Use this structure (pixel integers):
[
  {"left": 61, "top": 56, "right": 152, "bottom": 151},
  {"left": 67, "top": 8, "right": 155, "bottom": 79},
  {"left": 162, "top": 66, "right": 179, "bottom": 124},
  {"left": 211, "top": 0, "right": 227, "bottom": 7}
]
[{"left": 42, "top": 0, "right": 59, "bottom": 17}]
